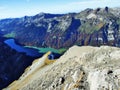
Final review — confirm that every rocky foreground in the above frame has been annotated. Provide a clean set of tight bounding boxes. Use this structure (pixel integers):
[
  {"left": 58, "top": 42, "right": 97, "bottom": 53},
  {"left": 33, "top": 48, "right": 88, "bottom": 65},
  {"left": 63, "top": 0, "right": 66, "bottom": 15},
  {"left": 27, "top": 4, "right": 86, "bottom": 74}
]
[{"left": 4, "top": 46, "right": 120, "bottom": 90}]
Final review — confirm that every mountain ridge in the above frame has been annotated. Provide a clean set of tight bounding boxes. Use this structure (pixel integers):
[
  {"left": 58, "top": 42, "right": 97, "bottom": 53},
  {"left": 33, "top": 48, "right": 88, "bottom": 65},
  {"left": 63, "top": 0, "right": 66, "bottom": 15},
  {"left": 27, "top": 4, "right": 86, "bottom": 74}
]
[
  {"left": 4, "top": 45, "right": 120, "bottom": 90},
  {"left": 0, "top": 7, "right": 120, "bottom": 48}
]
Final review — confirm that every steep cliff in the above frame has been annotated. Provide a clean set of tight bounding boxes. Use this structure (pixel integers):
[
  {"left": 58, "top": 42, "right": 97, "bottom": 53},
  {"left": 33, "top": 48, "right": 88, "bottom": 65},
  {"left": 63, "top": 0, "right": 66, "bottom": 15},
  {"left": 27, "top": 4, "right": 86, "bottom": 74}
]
[
  {"left": 0, "top": 7, "right": 120, "bottom": 48},
  {"left": 0, "top": 37, "right": 36, "bottom": 89},
  {"left": 5, "top": 45, "right": 120, "bottom": 90}
]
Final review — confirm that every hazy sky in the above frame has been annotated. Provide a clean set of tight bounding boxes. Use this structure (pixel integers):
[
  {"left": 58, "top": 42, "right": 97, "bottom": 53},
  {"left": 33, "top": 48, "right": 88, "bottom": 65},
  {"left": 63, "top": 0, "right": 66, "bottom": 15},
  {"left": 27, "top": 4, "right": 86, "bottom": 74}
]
[{"left": 0, "top": 0, "right": 120, "bottom": 19}]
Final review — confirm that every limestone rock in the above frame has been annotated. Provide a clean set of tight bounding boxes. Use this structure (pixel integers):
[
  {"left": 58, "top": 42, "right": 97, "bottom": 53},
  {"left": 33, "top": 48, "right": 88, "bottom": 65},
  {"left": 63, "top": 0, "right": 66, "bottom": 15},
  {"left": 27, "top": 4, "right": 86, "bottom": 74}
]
[{"left": 4, "top": 46, "right": 120, "bottom": 90}]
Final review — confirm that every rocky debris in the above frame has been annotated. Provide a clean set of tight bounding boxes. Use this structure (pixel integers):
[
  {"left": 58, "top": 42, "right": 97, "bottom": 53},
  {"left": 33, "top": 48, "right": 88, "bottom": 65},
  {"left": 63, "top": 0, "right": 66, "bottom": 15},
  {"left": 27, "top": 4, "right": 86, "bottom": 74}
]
[
  {"left": 4, "top": 45, "right": 120, "bottom": 90},
  {"left": 0, "top": 7, "right": 120, "bottom": 48}
]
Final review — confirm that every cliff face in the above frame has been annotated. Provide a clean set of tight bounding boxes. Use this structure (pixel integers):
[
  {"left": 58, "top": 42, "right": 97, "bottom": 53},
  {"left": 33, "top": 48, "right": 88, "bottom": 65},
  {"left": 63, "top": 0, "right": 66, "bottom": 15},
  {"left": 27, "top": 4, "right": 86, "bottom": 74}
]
[
  {"left": 0, "top": 7, "right": 120, "bottom": 48},
  {"left": 0, "top": 37, "right": 35, "bottom": 89},
  {"left": 5, "top": 45, "right": 120, "bottom": 90}
]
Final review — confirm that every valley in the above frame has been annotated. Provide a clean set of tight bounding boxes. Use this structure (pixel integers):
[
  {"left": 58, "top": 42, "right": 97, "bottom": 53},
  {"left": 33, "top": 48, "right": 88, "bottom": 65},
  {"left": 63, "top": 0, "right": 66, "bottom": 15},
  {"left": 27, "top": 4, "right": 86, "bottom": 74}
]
[{"left": 0, "top": 7, "right": 120, "bottom": 90}]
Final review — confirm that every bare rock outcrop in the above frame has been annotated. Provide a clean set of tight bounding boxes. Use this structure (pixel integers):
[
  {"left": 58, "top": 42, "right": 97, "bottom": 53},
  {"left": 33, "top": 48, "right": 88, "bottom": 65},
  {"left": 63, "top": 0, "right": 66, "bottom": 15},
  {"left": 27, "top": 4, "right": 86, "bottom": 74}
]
[{"left": 4, "top": 46, "right": 120, "bottom": 90}]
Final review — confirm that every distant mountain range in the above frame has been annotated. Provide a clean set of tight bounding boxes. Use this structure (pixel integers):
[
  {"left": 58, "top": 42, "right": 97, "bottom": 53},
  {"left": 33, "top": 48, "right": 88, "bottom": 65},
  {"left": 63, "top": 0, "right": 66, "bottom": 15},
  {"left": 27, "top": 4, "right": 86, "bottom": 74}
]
[
  {"left": 1, "top": 7, "right": 120, "bottom": 90},
  {"left": 0, "top": 7, "right": 120, "bottom": 48}
]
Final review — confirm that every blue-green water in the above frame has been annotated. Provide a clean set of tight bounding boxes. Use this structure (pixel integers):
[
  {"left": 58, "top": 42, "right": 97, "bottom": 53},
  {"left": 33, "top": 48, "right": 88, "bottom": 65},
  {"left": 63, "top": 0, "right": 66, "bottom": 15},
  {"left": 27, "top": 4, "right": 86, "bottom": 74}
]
[{"left": 4, "top": 39, "right": 41, "bottom": 57}]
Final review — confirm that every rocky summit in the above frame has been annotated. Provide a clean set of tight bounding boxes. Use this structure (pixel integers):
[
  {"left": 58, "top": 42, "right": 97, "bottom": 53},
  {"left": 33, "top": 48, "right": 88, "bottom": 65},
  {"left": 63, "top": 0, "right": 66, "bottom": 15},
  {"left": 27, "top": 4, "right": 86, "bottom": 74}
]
[
  {"left": 0, "top": 7, "right": 120, "bottom": 48},
  {"left": 4, "top": 45, "right": 120, "bottom": 90}
]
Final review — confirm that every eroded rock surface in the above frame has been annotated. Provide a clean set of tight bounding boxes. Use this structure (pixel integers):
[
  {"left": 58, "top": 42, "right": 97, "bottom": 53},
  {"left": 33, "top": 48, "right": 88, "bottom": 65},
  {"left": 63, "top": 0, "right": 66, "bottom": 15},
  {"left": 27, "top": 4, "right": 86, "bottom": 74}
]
[{"left": 5, "top": 45, "right": 120, "bottom": 90}]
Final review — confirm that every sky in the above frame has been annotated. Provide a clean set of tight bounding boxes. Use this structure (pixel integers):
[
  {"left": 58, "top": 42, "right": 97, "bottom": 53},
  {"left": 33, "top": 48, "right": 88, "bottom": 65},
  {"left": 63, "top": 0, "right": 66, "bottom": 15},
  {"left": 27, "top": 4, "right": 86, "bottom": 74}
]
[{"left": 0, "top": 0, "right": 120, "bottom": 19}]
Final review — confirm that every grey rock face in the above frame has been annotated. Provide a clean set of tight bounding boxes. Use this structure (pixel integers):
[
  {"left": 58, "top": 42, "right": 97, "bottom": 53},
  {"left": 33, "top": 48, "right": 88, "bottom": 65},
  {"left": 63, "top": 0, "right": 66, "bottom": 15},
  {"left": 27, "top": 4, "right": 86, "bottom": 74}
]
[{"left": 5, "top": 46, "right": 120, "bottom": 90}]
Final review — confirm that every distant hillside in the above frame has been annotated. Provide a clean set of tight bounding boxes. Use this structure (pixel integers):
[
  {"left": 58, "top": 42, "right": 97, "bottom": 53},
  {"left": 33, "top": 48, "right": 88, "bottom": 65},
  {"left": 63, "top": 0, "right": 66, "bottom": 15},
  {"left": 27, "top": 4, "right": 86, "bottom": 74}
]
[
  {"left": 0, "top": 7, "right": 120, "bottom": 49},
  {"left": 5, "top": 45, "right": 120, "bottom": 90}
]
